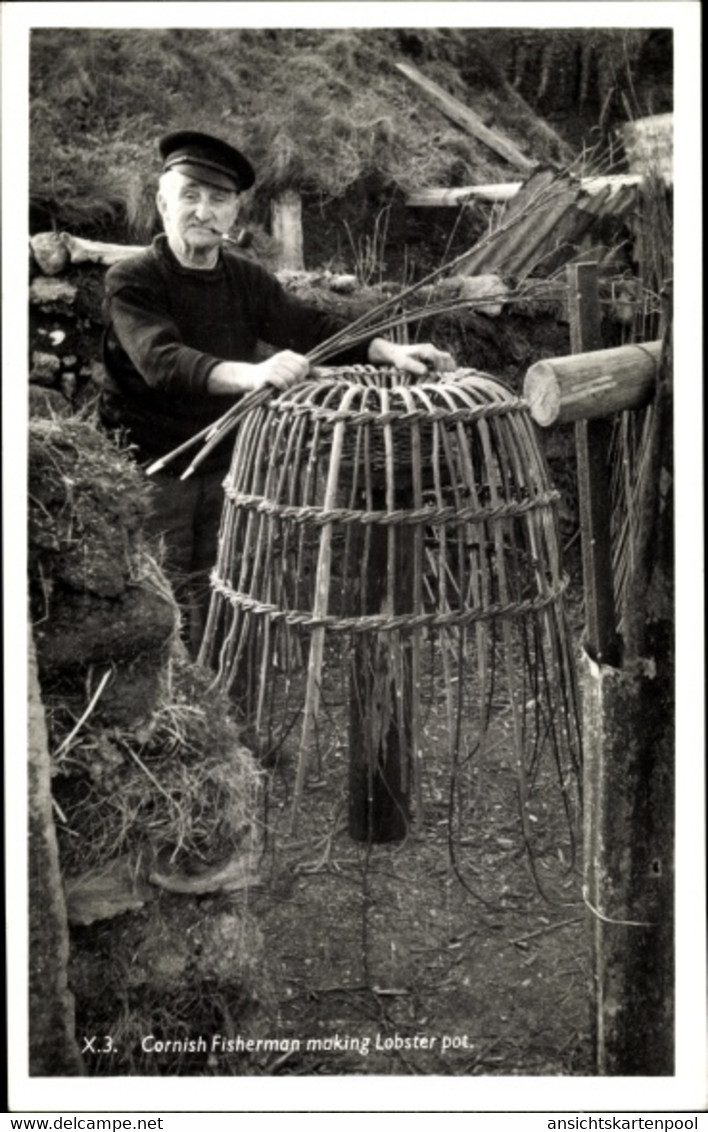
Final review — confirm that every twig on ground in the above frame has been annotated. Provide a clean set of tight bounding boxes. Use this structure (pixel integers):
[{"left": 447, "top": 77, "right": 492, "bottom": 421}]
[{"left": 510, "top": 915, "right": 583, "bottom": 946}]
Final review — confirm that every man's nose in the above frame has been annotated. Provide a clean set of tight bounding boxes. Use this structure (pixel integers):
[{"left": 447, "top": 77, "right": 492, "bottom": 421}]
[{"left": 194, "top": 197, "right": 215, "bottom": 221}]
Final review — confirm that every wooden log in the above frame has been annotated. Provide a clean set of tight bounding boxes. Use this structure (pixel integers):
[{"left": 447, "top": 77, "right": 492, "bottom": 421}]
[
  {"left": 270, "top": 189, "right": 304, "bottom": 272},
  {"left": 60, "top": 232, "right": 146, "bottom": 265},
  {"left": 30, "top": 231, "right": 144, "bottom": 271},
  {"left": 395, "top": 61, "right": 535, "bottom": 172},
  {"left": 31, "top": 229, "right": 252, "bottom": 273},
  {"left": 524, "top": 340, "right": 661, "bottom": 427}
]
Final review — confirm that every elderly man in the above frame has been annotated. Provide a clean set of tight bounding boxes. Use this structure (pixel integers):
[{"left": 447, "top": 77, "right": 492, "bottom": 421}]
[{"left": 100, "top": 130, "right": 455, "bottom": 653}]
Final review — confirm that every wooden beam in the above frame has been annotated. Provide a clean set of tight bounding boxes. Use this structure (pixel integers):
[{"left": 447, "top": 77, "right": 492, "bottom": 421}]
[
  {"left": 395, "top": 61, "right": 536, "bottom": 172},
  {"left": 406, "top": 174, "right": 643, "bottom": 209},
  {"left": 523, "top": 341, "right": 661, "bottom": 426},
  {"left": 407, "top": 184, "right": 523, "bottom": 207}
]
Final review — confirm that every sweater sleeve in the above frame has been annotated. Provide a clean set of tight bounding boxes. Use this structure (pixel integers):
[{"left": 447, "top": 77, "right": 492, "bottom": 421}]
[{"left": 104, "top": 263, "right": 222, "bottom": 396}]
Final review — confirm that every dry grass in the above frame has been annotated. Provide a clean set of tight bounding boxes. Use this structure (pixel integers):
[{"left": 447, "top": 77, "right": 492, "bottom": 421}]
[{"left": 50, "top": 654, "right": 263, "bottom": 877}]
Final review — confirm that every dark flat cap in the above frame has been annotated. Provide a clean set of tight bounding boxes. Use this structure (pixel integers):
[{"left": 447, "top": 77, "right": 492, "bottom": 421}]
[{"left": 159, "top": 130, "right": 255, "bottom": 192}]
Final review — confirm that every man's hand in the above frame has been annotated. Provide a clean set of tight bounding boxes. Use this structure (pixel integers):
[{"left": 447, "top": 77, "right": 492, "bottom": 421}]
[
  {"left": 207, "top": 350, "right": 310, "bottom": 395},
  {"left": 367, "top": 337, "right": 456, "bottom": 376}
]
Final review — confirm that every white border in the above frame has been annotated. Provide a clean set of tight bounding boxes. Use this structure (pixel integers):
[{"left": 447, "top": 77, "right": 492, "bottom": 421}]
[{"left": 3, "top": 1, "right": 705, "bottom": 1115}]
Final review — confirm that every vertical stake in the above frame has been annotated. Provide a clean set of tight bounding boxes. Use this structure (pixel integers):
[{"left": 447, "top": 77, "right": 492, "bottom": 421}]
[
  {"left": 568, "top": 262, "right": 621, "bottom": 667},
  {"left": 348, "top": 492, "right": 412, "bottom": 843}
]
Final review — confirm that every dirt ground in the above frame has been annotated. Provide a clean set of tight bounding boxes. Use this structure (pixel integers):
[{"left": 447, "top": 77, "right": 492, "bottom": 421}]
[
  {"left": 241, "top": 650, "right": 589, "bottom": 1078},
  {"left": 70, "top": 578, "right": 590, "bottom": 1079},
  {"left": 246, "top": 793, "right": 589, "bottom": 1077}
]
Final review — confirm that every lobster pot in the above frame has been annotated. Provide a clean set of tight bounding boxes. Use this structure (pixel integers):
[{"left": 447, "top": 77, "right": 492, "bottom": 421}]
[{"left": 202, "top": 367, "right": 581, "bottom": 851}]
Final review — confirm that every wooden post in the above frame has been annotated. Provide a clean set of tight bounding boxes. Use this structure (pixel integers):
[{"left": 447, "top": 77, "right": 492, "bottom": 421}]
[
  {"left": 567, "top": 262, "right": 621, "bottom": 668},
  {"left": 581, "top": 646, "right": 674, "bottom": 1075},
  {"left": 559, "top": 263, "right": 674, "bottom": 1075},
  {"left": 348, "top": 495, "right": 413, "bottom": 843},
  {"left": 270, "top": 190, "right": 304, "bottom": 272}
]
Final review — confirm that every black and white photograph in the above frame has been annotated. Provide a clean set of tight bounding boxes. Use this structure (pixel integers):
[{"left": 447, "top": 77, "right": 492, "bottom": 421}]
[{"left": 4, "top": 0, "right": 705, "bottom": 1118}]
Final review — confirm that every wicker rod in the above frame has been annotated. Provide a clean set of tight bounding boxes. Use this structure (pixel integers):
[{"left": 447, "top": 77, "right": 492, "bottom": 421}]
[
  {"left": 290, "top": 383, "right": 363, "bottom": 824},
  {"left": 400, "top": 381, "right": 426, "bottom": 825}
]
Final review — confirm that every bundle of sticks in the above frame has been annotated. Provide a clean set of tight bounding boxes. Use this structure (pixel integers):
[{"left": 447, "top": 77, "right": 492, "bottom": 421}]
[{"left": 146, "top": 232, "right": 538, "bottom": 482}]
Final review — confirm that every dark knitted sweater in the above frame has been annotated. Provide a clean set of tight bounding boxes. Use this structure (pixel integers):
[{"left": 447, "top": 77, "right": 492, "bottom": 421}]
[{"left": 100, "top": 235, "right": 369, "bottom": 473}]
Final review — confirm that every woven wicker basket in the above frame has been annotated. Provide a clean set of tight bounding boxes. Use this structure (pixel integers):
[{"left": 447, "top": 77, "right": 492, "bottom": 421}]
[{"left": 202, "top": 366, "right": 581, "bottom": 849}]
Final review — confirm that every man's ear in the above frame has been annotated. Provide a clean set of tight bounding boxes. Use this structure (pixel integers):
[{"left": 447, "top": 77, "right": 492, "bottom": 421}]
[{"left": 155, "top": 191, "right": 166, "bottom": 218}]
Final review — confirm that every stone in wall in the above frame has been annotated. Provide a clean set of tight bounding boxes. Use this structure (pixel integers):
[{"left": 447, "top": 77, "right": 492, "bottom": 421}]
[{"left": 29, "top": 248, "right": 107, "bottom": 412}]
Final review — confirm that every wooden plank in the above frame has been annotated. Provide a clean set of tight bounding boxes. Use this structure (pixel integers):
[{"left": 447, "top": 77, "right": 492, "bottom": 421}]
[
  {"left": 523, "top": 341, "right": 661, "bottom": 426},
  {"left": 395, "top": 61, "right": 535, "bottom": 172}
]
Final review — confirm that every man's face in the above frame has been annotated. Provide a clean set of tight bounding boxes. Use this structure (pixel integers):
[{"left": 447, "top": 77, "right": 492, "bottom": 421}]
[{"left": 157, "top": 170, "right": 240, "bottom": 263}]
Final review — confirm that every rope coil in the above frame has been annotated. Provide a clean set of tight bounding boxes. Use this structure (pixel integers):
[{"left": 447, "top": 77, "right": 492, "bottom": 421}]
[{"left": 210, "top": 573, "right": 570, "bottom": 634}]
